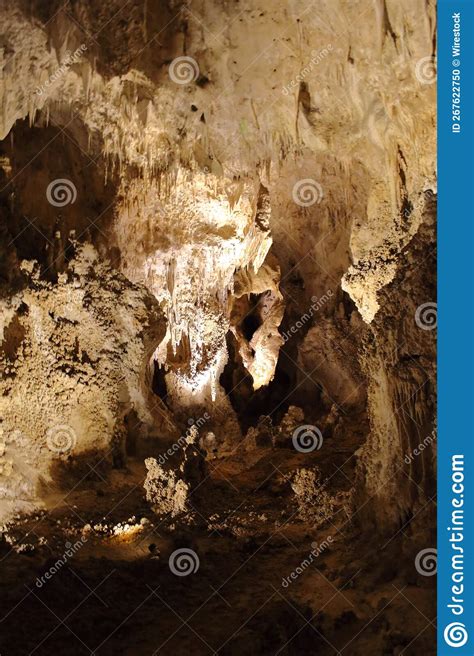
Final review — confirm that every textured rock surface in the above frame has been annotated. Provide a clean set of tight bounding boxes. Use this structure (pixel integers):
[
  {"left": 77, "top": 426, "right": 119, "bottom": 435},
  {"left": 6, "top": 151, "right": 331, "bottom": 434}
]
[
  {"left": 0, "top": 1, "right": 436, "bottom": 654},
  {"left": 0, "top": 245, "right": 166, "bottom": 517}
]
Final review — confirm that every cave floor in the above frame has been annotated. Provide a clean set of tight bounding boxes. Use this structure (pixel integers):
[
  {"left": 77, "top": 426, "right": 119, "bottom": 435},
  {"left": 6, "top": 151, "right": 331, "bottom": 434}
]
[{"left": 0, "top": 436, "right": 435, "bottom": 656}]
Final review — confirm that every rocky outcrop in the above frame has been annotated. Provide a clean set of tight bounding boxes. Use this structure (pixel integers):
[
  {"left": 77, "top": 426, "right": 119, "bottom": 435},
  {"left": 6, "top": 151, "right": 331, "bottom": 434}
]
[
  {"left": 0, "top": 245, "right": 166, "bottom": 518},
  {"left": 354, "top": 195, "right": 436, "bottom": 529}
]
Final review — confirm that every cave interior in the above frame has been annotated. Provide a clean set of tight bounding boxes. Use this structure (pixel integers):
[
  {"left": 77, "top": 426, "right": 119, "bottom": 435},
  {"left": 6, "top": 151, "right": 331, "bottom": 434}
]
[{"left": 0, "top": 1, "right": 437, "bottom": 654}]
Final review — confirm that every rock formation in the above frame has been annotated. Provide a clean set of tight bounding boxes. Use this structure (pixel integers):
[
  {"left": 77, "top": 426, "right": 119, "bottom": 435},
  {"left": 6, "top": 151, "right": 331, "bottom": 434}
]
[{"left": 0, "top": 1, "right": 436, "bottom": 654}]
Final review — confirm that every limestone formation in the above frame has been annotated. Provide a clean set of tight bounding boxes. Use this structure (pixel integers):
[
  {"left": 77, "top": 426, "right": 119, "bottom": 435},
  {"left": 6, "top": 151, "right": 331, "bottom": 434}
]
[{"left": 0, "top": 1, "right": 436, "bottom": 654}]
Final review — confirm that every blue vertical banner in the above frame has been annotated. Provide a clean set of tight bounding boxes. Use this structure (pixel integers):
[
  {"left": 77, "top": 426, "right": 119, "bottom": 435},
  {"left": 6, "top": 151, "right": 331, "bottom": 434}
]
[{"left": 438, "top": 0, "right": 474, "bottom": 653}]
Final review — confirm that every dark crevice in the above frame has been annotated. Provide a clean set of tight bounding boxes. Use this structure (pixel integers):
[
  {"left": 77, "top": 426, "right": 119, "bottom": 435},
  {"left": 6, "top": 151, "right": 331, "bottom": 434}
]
[{"left": 151, "top": 360, "right": 168, "bottom": 404}]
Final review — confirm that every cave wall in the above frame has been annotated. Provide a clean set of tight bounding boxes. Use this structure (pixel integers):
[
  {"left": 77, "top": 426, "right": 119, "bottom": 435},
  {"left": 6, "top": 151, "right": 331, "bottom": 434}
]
[{"left": 0, "top": 0, "right": 436, "bottom": 528}]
